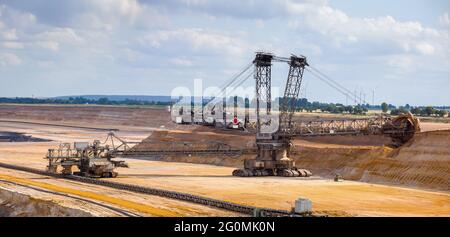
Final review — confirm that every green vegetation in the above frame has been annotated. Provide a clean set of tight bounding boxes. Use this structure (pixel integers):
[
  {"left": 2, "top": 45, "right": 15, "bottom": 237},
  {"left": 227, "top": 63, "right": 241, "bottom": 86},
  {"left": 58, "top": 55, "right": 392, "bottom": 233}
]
[
  {"left": 381, "top": 102, "right": 388, "bottom": 113},
  {"left": 391, "top": 105, "right": 448, "bottom": 117},
  {"left": 283, "top": 98, "right": 369, "bottom": 115},
  {"left": 2, "top": 96, "right": 448, "bottom": 118},
  {"left": 377, "top": 101, "right": 448, "bottom": 118},
  {"left": 0, "top": 97, "right": 172, "bottom": 106}
]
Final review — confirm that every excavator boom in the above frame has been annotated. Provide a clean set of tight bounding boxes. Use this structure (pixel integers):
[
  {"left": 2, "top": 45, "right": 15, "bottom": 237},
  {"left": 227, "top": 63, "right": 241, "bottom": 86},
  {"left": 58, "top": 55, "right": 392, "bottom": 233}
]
[
  {"left": 278, "top": 55, "right": 308, "bottom": 137},
  {"left": 233, "top": 53, "right": 312, "bottom": 177}
]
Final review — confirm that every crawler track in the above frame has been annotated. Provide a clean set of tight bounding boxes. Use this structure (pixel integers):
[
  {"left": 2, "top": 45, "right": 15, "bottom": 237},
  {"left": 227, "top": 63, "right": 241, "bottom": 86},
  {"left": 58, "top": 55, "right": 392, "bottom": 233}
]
[{"left": 0, "top": 162, "right": 303, "bottom": 217}]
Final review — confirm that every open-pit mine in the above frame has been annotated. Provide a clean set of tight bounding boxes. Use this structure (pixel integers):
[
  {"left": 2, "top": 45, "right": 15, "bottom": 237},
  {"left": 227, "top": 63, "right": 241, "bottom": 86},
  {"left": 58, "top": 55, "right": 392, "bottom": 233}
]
[{"left": 0, "top": 104, "right": 449, "bottom": 217}]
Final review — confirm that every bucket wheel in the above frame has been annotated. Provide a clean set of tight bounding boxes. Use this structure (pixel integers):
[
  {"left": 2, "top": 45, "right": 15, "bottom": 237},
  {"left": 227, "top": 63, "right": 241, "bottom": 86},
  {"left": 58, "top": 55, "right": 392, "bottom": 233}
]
[{"left": 388, "top": 112, "right": 421, "bottom": 146}]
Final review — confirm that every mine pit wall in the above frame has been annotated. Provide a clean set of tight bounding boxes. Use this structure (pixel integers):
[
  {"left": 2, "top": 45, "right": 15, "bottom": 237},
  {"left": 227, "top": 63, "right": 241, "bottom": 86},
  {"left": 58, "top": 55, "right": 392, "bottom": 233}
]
[
  {"left": 0, "top": 104, "right": 184, "bottom": 129},
  {"left": 292, "top": 144, "right": 449, "bottom": 192},
  {"left": 135, "top": 130, "right": 450, "bottom": 192},
  {"left": 0, "top": 187, "right": 92, "bottom": 217}
]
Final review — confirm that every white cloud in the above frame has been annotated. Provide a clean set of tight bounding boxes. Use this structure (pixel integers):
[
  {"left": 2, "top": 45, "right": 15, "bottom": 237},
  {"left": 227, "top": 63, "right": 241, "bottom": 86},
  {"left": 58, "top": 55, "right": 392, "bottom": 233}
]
[
  {"left": 34, "top": 60, "right": 56, "bottom": 68},
  {"left": 0, "top": 0, "right": 448, "bottom": 104},
  {"left": 142, "top": 28, "right": 246, "bottom": 56},
  {"left": 385, "top": 55, "right": 414, "bottom": 69},
  {"left": 155, "top": 0, "right": 288, "bottom": 19},
  {"left": 37, "top": 28, "right": 84, "bottom": 45},
  {"left": 89, "top": 0, "right": 142, "bottom": 21},
  {"left": 0, "top": 4, "right": 36, "bottom": 28},
  {"left": 254, "top": 19, "right": 265, "bottom": 29},
  {"left": 0, "top": 53, "right": 21, "bottom": 66},
  {"left": 415, "top": 42, "right": 435, "bottom": 55},
  {"left": 1, "top": 28, "right": 17, "bottom": 40},
  {"left": 286, "top": 2, "right": 449, "bottom": 58},
  {"left": 157, "top": 1, "right": 449, "bottom": 58},
  {"left": 36, "top": 41, "right": 59, "bottom": 51},
  {"left": 439, "top": 12, "right": 450, "bottom": 27},
  {"left": 73, "top": 0, "right": 168, "bottom": 30},
  {"left": 1, "top": 41, "right": 23, "bottom": 49},
  {"left": 170, "top": 58, "right": 193, "bottom": 66}
]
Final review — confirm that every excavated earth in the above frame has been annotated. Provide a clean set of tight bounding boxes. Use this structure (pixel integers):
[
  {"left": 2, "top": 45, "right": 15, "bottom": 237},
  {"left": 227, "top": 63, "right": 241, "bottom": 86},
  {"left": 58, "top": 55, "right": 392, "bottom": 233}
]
[
  {"left": 0, "top": 186, "right": 93, "bottom": 217},
  {"left": 0, "top": 104, "right": 185, "bottom": 130},
  {"left": 0, "top": 104, "right": 449, "bottom": 216},
  {"left": 132, "top": 127, "right": 450, "bottom": 192}
]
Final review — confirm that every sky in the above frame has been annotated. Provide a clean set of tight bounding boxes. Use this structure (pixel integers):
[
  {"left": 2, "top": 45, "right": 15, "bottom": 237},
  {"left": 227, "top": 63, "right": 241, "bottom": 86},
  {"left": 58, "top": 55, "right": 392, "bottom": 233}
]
[{"left": 0, "top": 0, "right": 449, "bottom": 106}]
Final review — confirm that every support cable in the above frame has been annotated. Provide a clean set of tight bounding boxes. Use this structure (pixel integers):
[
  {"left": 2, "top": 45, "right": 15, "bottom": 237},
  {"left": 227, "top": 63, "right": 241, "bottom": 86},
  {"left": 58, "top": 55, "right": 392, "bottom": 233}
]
[
  {"left": 305, "top": 67, "right": 369, "bottom": 105},
  {"left": 215, "top": 62, "right": 253, "bottom": 98}
]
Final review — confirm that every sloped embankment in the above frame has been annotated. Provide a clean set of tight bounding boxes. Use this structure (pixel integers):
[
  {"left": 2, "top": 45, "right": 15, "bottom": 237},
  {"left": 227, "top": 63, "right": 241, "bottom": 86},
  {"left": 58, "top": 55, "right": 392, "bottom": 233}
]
[
  {"left": 368, "top": 130, "right": 449, "bottom": 191},
  {"left": 132, "top": 129, "right": 450, "bottom": 192},
  {"left": 0, "top": 104, "right": 182, "bottom": 129},
  {"left": 291, "top": 130, "right": 449, "bottom": 191},
  {"left": 0, "top": 187, "right": 92, "bottom": 217}
]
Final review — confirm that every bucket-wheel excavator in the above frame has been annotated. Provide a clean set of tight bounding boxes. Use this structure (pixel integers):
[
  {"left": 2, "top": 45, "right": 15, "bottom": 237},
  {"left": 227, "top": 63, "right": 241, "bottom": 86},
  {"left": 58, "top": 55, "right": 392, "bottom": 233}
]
[
  {"left": 232, "top": 53, "right": 312, "bottom": 177},
  {"left": 232, "top": 52, "right": 420, "bottom": 177}
]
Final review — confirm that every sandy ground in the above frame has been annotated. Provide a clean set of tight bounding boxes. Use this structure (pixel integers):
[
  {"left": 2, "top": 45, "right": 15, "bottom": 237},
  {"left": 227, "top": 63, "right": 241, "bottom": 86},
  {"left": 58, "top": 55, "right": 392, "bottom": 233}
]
[
  {"left": 0, "top": 104, "right": 449, "bottom": 216},
  {"left": 114, "top": 159, "right": 450, "bottom": 216},
  {"left": 0, "top": 119, "right": 448, "bottom": 216},
  {"left": 0, "top": 122, "right": 238, "bottom": 216},
  {"left": 132, "top": 125, "right": 450, "bottom": 192},
  {"left": 420, "top": 122, "right": 450, "bottom": 132},
  {"left": 0, "top": 167, "right": 237, "bottom": 217}
]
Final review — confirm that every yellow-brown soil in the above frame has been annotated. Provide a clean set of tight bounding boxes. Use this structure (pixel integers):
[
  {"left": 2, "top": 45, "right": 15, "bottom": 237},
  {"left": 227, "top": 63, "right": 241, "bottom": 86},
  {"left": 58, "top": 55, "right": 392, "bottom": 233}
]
[
  {"left": 133, "top": 126, "right": 450, "bottom": 192},
  {"left": 0, "top": 104, "right": 449, "bottom": 216},
  {"left": 114, "top": 160, "right": 450, "bottom": 216}
]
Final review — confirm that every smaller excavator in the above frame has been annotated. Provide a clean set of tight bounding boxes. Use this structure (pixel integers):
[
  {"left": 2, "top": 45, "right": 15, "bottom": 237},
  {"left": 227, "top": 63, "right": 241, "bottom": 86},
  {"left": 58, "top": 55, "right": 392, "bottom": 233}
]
[{"left": 45, "top": 132, "right": 130, "bottom": 178}]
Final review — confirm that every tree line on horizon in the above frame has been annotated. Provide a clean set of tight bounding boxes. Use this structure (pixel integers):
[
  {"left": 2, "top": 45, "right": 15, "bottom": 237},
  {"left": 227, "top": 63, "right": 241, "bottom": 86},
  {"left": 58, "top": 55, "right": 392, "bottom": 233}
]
[
  {"left": 0, "top": 96, "right": 448, "bottom": 117},
  {"left": 381, "top": 102, "right": 448, "bottom": 117},
  {"left": 0, "top": 97, "right": 172, "bottom": 106}
]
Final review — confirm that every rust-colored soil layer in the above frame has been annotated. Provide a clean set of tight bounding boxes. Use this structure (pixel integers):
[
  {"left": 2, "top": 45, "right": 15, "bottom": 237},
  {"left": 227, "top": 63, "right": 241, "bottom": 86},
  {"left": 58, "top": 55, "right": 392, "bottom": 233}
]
[{"left": 0, "top": 104, "right": 193, "bottom": 130}]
